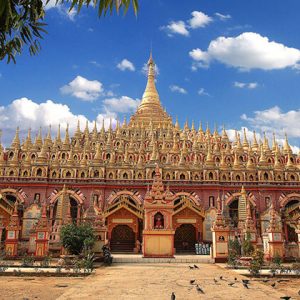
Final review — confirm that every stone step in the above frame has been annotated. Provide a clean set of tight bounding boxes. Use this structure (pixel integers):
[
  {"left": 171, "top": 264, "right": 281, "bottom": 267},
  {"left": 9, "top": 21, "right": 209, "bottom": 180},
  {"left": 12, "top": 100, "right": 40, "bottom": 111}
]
[{"left": 112, "top": 254, "right": 215, "bottom": 264}]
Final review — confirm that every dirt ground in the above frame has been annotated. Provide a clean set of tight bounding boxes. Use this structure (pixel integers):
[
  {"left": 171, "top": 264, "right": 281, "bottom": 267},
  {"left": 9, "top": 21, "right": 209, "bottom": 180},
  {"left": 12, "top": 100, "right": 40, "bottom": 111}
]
[{"left": 0, "top": 264, "right": 299, "bottom": 300}]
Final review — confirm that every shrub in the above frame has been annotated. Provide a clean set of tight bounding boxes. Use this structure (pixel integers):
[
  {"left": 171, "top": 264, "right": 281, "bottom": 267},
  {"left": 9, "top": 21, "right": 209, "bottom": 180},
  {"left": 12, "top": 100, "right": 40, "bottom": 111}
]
[
  {"left": 272, "top": 254, "right": 282, "bottom": 267},
  {"left": 242, "top": 232, "right": 254, "bottom": 256},
  {"left": 249, "top": 249, "right": 264, "bottom": 277},
  {"left": 227, "top": 238, "right": 241, "bottom": 268},
  {"left": 60, "top": 223, "right": 96, "bottom": 255},
  {"left": 39, "top": 255, "right": 51, "bottom": 267},
  {"left": 291, "top": 263, "right": 300, "bottom": 275},
  {"left": 21, "top": 254, "right": 35, "bottom": 267}
]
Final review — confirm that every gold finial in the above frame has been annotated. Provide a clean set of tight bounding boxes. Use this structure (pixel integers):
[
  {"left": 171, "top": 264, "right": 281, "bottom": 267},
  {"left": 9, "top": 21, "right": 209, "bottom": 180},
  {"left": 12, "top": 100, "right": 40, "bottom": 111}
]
[
  {"left": 64, "top": 123, "right": 70, "bottom": 145},
  {"left": 57, "top": 124, "right": 61, "bottom": 141},
  {"left": 11, "top": 126, "right": 20, "bottom": 149},
  {"left": 243, "top": 128, "right": 249, "bottom": 149},
  {"left": 46, "top": 124, "right": 52, "bottom": 140},
  {"left": 198, "top": 121, "right": 203, "bottom": 133},
  {"left": 241, "top": 185, "right": 246, "bottom": 196},
  {"left": 252, "top": 130, "right": 259, "bottom": 150}
]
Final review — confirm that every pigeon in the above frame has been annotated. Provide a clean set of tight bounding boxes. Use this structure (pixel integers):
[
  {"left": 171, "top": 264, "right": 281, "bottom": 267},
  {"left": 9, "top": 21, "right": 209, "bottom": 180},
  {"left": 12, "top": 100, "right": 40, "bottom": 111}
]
[
  {"left": 271, "top": 282, "right": 276, "bottom": 288},
  {"left": 277, "top": 279, "right": 289, "bottom": 283},
  {"left": 242, "top": 282, "right": 249, "bottom": 289},
  {"left": 213, "top": 278, "right": 218, "bottom": 284},
  {"left": 196, "top": 285, "right": 205, "bottom": 294},
  {"left": 280, "top": 297, "right": 291, "bottom": 300},
  {"left": 194, "top": 264, "right": 199, "bottom": 269},
  {"left": 190, "top": 279, "right": 196, "bottom": 285},
  {"left": 242, "top": 279, "right": 249, "bottom": 284},
  {"left": 171, "top": 292, "right": 176, "bottom": 300},
  {"left": 189, "top": 266, "right": 194, "bottom": 270},
  {"left": 228, "top": 282, "right": 235, "bottom": 287}
]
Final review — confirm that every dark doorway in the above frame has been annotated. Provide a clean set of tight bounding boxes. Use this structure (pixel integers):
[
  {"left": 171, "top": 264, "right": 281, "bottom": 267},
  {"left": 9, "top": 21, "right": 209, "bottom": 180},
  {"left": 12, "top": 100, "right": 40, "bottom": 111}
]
[
  {"left": 174, "top": 224, "right": 196, "bottom": 253},
  {"left": 110, "top": 225, "right": 135, "bottom": 252}
]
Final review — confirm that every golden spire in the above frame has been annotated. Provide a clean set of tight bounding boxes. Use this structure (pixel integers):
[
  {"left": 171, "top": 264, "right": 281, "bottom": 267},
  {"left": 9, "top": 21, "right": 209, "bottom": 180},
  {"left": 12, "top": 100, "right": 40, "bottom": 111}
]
[
  {"left": 92, "top": 121, "right": 98, "bottom": 141},
  {"left": 140, "top": 53, "right": 160, "bottom": 106},
  {"left": 75, "top": 120, "right": 81, "bottom": 139},
  {"left": 45, "top": 125, "right": 52, "bottom": 144},
  {"left": 272, "top": 132, "right": 276, "bottom": 152},
  {"left": 283, "top": 133, "right": 292, "bottom": 154},
  {"left": 263, "top": 132, "right": 270, "bottom": 152},
  {"left": 221, "top": 125, "right": 229, "bottom": 142},
  {"left": 233, "top": 152, "right": 242, "bottom": 169},
  {"left": 246, "top": 142, "right": 255, "bottom": 169},
  {"left": 11, "top": 127, "right": 20, "bottom": 149},
  {"left": 242, "top": 128, "right": 249, "bottom": 150},
  {"left": 84, "top": 120, "right": 89, "bottom": 136},
  {"left": 24, "top": 128, "right": 33, "bottom": 149},
  {"left": 56, "top": 124, "right": 61, "bottom": 143},
  {"left": 205, "top": 122, "right": 211, "bottom": 136},
  {"left": 175, "top": 117, "right": 180, "bottom": 131},
  {"left": 219, "top": 150, "right": 227, "bottom": 170},
  {"left": 62, "top": 124, "right": 70, "bottom": 150},
  {"left": 252, "top": 131, "right": 259, "bottom": 151},
  {"left": 131, "top": 53, "right": 171, "bottom": 127}
]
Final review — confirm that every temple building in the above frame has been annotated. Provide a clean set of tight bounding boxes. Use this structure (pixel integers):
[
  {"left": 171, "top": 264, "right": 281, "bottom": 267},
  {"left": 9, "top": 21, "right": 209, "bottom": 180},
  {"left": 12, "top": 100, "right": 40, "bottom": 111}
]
[{"left": 0, "top": 54, "right": 299, "bottom": 260}]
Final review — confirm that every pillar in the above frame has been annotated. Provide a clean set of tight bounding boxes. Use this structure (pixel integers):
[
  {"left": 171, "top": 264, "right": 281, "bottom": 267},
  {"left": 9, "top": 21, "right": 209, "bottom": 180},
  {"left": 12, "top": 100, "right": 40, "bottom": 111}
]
[{"left": 5, "top": 203, "right": 21, "bottom": 257}]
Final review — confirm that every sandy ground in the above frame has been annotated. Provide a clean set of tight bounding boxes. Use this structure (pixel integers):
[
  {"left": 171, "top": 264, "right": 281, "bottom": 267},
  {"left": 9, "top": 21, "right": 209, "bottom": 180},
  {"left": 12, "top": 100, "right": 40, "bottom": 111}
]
[{"left": 0, "top": 264, "right": 299, "bottom": 300}]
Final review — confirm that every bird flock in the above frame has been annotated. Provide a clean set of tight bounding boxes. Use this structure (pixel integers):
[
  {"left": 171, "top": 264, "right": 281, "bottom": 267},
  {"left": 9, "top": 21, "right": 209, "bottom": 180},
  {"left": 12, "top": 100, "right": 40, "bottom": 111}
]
[{"left": 170, "top": 265, "right": 297, "bottom": 299}]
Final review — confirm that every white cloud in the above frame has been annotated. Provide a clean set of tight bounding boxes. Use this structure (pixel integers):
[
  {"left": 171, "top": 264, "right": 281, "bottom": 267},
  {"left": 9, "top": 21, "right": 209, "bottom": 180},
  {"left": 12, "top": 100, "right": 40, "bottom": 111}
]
[
  {"left": 226, "top": 126, "right": 299, "bottom": 154},
  {"left": 234, "top": 81, "right": 258, "bottom": 89},
  {"left": 161, "top": 11, "right": 212, "bottom": 37},
  {"left": 241, "top": 106, "right": 300, "bottom": 139},
  {"left": 0, "top": 98, "right": 117, "bottom": 146},
  {"left": 189, "top": 11, "right": 212, "bottom": 29},
  {"left": 117, "top": 59, "right": 135, "bottom": 71},
  {"left": 169, "top": 85, "right": 187, "bottom": 94},
  {"left": 189, "top": 32, "right": 300, "bottom": 71},
  {"left": 198, "top": 88, "right": 211, "bottom": 97},
  {"left": 89, "top": 60, "right": 101, "bottom": 68},
  {"left": 102, "top": 96, "right": 140, "bottom": 114},
  {"left": 43, "top": 0, "right": 76, "bottom": 20},
  {"left": 215, "top": 12, "right": 231, "bottom": 21},
  {"left": 60, "top": 76, "right": 103, "bottom": 101},
  {"left": 162, "top": 20, "right": 189, "bottom": 37}
]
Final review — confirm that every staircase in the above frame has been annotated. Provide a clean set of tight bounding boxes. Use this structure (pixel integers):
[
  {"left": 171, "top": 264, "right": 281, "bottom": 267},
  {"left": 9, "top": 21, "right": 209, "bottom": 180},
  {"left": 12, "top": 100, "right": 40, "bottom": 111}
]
[
  {"left": 238, "top": 195, "right": 247, "bottom": 221},
  {"left": 110, "top": 240, "right": 135, "bottom": 253}
]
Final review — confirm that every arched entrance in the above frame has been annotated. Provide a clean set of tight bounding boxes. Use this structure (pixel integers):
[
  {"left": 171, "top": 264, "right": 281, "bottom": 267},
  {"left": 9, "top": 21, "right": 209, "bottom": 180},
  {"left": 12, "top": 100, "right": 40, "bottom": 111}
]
[
  {"left": 174, "top": 224, "right": 196, "bottom": 253},
  {"left": 110, "top": 225, "right": 135, "bottom": 252}
]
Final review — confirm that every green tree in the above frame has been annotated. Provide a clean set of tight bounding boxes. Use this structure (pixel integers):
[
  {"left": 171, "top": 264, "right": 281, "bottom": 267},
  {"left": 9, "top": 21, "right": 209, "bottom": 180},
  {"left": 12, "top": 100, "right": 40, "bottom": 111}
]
[
  {"left": 241, "top": 232, "right": 254, "bottom": 256},
  {"left": 0, "top": 0, "right": 139, "bottom": 63},
  {"left": 249, "top": 249, "right": 264, "bottom": 277},
  {"left": 227, "top": 238, "right": 241, "bottom": 268},
  {"left": 60, "top": 223, "right": 96, "bottom": 255}
]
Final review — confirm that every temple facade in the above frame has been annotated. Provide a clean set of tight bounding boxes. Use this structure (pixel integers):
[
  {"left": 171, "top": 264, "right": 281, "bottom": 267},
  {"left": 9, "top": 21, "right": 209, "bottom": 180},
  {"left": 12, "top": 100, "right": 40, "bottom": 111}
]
[{"left": 0, "top": 54, "right": 299, "bottom": 260}]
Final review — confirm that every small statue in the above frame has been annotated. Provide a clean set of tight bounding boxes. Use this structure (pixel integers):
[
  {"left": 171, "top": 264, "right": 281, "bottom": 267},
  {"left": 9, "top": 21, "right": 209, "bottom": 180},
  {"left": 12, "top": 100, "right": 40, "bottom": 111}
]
[{"left": 154, "top": 214, "right": 163, "bottom": 229}]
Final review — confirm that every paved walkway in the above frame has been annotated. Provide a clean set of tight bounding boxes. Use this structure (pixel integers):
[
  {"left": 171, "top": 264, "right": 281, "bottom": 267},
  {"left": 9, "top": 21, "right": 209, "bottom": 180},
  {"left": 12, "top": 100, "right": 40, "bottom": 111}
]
[{"left": 57, "top": 263, "right": 295, "bottom": 300}]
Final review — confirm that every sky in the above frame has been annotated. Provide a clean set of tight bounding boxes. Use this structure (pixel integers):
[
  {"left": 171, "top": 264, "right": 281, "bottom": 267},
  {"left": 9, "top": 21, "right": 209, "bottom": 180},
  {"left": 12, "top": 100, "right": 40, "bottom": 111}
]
[{"left": 1, "top": 0, "right": 300, "bottom": 152}]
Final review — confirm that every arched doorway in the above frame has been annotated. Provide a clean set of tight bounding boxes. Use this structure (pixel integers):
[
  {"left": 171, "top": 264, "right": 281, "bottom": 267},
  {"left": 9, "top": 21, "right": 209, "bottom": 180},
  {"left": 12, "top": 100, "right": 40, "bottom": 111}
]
[
  {"left": 174, "top": 224, "right": 196, "bottom": 253},
  {"left": 110, "top": 225, "right": 135, "bottom": 252}
]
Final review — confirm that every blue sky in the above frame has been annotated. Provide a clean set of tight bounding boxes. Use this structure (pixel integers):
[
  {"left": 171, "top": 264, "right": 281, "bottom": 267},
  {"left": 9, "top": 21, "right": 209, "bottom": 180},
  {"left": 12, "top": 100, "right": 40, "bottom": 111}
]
[{"left": 1, "top": 0, "right": 300, "bottom": 151}]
